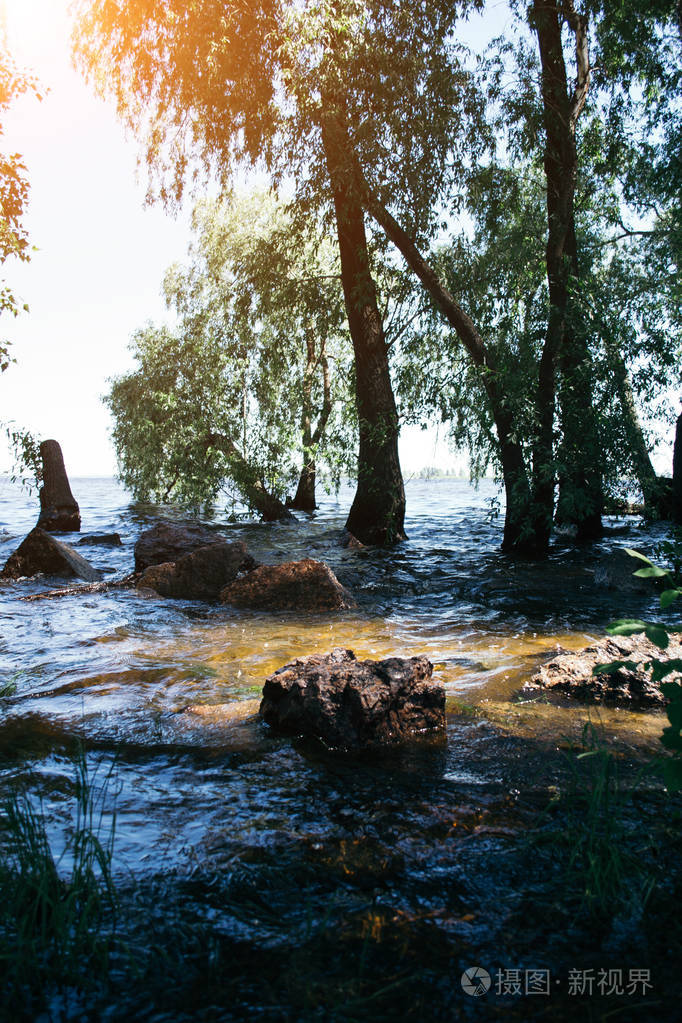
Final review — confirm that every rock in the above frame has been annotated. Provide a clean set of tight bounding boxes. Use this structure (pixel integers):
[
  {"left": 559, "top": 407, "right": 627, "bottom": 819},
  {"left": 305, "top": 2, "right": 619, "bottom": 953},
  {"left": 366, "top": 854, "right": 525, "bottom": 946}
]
[
  {"left": 37, "top": 440, "right": 81, "bottom": 532},
  {"left": 339, "top": 530, "right": 366, "bottom": 550},
  {"left": 260, "top": 647, "right": 445, "bottom": 747},
  {"left": 522, "top": 633, "right": 682, "bottom": 708},
  {"left": 0, "top": 527, "right": 102, "bottom": 582},
  {"left": 221, "top": 558, "right": 355, "bottom": 611},
  {"left": 137, "top": 541, "right": 256, "bottom": 601},
  {"left": 134, "top": 521, "right": 227, "bottom": 572},
  {"left": 77, "top": 533, "right": 123, "bottom": 547}
]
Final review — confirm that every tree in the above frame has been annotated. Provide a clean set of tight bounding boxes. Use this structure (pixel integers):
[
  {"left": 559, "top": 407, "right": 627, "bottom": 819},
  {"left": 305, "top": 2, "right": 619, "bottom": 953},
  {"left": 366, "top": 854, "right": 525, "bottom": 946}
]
[
  {"left": 107, "top": 191, "right": 356, "bottom": 516},
  {"left": 361, "top": 0, "right": 681, "bottom": 551},
  {"left": 77, "top": 0, "right": 459, "bottom": 542}
]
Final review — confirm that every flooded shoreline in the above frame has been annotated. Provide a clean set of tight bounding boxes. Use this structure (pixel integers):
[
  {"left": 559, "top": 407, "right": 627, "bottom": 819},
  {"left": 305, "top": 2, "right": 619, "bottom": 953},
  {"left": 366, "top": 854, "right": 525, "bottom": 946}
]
[{"left": 1, "top": 477, "right": 680, "bottom": 1020}]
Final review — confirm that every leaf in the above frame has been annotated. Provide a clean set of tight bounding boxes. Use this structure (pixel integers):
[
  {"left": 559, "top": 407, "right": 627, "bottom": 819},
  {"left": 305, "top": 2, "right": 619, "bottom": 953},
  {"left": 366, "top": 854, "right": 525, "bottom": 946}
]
[
  {"left": 651, "top": 659, "right": 682, "bottom": 683},
  {"left": 633, "top": 565, "right": 669, "bottom": 579},
  {"left": 606, "top": 619, "right": 647, "bottom": 636},
  {"left": 645, "top": 624, "right": 670, "bottom": 650},
  {"left": 668, "top": 702, "right": 682, "bottom": 731},
  {"left": 624, "top": 548, "right": 654, "bottom": 565},
  {"left": 663, "top": 760, "right": 682, "bottom": 792},
  {"left": 592, "top": 660, "right": 638, "bottom": 675},
  {"left": 660, "top": 727, "right": 682, "bottom": 752},
  {"left": 661, "top": 681, "right": 682, "bottom": 701},
  {"left": 660, "top": 588, "right": 682, "bottom": 609}
]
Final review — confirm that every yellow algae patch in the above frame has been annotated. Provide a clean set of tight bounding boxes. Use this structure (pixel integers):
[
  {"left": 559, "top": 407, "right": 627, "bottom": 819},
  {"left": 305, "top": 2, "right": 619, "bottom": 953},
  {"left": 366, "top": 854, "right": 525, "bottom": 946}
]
[{"left": 183, "top": 697, "right": 260, "bottom": 722}]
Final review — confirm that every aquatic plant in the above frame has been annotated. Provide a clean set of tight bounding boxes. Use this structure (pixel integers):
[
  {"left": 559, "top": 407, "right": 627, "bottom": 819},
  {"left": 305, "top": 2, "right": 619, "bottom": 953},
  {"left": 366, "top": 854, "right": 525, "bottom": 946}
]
[
  {"left": 532, "top": 720, "right": 655, "bottom": 920},
  {"left": 0, "top": 748, "right": 118, "bottom": 1020}
]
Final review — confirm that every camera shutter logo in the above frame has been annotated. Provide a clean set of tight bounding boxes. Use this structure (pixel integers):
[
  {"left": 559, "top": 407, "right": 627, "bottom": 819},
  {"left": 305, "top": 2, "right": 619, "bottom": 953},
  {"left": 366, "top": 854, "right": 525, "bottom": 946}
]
[{"left": 461, "top": 967, "right": 492, "bottom": 997}]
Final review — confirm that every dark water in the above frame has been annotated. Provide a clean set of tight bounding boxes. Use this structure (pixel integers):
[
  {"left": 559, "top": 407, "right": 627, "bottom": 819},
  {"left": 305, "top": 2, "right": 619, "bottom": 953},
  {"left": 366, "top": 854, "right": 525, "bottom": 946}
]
[{"left": 0, "top": 476, "right": 669, "bottom": 878}]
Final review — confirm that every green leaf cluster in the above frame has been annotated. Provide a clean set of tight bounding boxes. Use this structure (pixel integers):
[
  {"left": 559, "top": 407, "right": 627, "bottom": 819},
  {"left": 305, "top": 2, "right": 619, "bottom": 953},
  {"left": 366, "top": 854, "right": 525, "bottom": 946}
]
[
  {"left": 107, "top": 190, "right": 356, "bottom": 511},
  {"left": 604, "top": 547, "right": 682, "bottom": 790}
]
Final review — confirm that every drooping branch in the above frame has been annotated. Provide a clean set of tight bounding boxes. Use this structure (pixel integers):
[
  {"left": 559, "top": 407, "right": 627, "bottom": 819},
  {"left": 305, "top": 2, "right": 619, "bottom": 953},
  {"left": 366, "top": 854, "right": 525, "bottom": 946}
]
[{"left": 205, "top": 432, "right": 293, "bottom": 521}]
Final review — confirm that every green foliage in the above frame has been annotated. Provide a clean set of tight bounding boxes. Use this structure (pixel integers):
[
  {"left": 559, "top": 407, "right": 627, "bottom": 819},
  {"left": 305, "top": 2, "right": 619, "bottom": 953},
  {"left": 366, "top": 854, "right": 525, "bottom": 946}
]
[
  {"left": 601, "top": 547, "right": 682, "bottom": 790},
  {"left": 75, "top": 0, "right": 682, "bottom": 542},
  {"left": 3, "top": 422, "right": 42, "bottom": 491},
  {"left": 107, "top": 190, "right": 356, "bottom": 510},
  {"left": 0, "top": 750, "right": 118, "bottom": 1019}
]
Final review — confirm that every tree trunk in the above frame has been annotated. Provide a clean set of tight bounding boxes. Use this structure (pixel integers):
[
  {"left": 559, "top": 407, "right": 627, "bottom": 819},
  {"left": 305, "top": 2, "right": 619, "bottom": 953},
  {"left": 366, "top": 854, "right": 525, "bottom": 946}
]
[
  {"left": 673, "top": 410, "right": 682, "bottom": 524},
  {"left": 321, "top": 106, "right": 406, "bottom": 545},
  {"left": 533, "top": 0, "right": 603, "bottom": 542},
  {"left": 37, "top": 439, "right": 81, "bottom": 532},
  {"left": 605, "top": 338, "right": 664, "bottom": 510},
  {"left": 291, "top": 461, "right": 317, "bottom": 512},
  {"left": 288, "top": 331, "right": 334, "bottom": 513},
  {"left": 360, "top": 185, "right": 547, "bottom": 555}
]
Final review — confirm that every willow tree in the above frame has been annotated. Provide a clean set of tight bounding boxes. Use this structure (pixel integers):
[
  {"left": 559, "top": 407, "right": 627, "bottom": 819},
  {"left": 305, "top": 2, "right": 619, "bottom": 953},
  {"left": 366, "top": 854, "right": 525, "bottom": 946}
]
[
  {"left": 73, "top": 5, "right": 382, "bottom": 539},
  {"left": 108, "top": 191, "right": 355, "bottom": 516}
]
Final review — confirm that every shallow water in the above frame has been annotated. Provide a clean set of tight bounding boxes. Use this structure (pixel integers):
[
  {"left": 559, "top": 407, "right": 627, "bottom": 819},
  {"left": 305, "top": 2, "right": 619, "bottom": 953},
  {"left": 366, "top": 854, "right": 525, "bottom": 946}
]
[{"left": 0, "top": 476, "right": 672, "bottom": 880}]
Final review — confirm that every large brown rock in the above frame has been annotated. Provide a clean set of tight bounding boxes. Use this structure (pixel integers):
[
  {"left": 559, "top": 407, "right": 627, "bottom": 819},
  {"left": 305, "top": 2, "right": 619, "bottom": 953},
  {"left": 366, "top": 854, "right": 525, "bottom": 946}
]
[
  {"left": 137, "top": 541, "right": 256, "bottom": 601},
  {"left": 221, "top": 558, "right": 355, "bottom": 611},
  {"left": 0, "top": 527, "right": 101, "bottom": 582},
  {"left": 134, "top": 521, "right": 227, "bottom": 572},
  {"left": 522, "top": 633, "right": 682, "bottom": 708},
  {"left": 260, "top": 648, "right": 445, "bottom": 747},
  {"left": 37, "top": 439, "right": 80, "bottom": 532}
]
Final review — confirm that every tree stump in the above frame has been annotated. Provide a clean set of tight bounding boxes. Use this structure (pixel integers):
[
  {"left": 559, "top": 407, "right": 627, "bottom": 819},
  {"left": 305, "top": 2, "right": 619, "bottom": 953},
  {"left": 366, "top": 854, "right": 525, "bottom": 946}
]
[{"left": 37, "top": 440, "right": 81, "bottom": 532}]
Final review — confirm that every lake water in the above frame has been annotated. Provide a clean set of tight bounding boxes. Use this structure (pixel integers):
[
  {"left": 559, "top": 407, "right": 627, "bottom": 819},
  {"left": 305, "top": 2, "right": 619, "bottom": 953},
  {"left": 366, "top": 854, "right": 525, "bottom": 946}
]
[{"left": 0, "top": 475, "right": 670, "bottom": 878}]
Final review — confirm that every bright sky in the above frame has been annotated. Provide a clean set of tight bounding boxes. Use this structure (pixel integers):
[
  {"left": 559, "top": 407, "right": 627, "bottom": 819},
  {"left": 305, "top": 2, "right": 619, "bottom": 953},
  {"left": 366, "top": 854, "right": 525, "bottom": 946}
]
[{"left": 0, "top": 0, "right": 194, "bottom": 476}]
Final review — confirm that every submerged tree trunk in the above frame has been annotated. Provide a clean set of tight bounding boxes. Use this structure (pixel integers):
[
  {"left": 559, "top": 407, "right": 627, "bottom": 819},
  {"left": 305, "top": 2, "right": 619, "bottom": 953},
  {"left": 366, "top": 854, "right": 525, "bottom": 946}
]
[
  {"left": 37, "top": 439, "right": 81, "bottom": 532},
  {"left": 532, "top": 0, "right": 603, "bottom": 542},
  {"left": 321, "top": 106, "right": 406, "bottom": 545},
  {"left": 360, "top": 186, "right": 547, "bottom": 555},
  {"left": 606, "top": 339, "right": 665, "bottom": 511},
  {"left": 289, "top": 332, "right": 333, "bottom": 513},
  {"left": 673, "top": 410, "right": 682, "bottom": 524}
]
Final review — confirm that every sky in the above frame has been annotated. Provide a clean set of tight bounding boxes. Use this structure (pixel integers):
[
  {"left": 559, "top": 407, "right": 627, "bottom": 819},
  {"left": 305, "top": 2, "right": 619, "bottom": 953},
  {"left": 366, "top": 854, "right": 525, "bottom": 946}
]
[
  {"left": 0, "top": 0, "right": 197, "bottom": 476},
  {"left": 0, "top": 0, "right": 469, "bottom": 480}
]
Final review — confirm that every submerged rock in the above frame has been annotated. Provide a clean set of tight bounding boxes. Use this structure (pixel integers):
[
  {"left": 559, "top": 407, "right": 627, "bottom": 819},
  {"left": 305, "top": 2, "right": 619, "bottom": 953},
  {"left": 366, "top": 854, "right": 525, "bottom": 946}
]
[
  {"left": 339, "top": 530, "right": 366, "bottom": 550},
  {"left": 77, "top": 533, "right": 123, "bottom": 547},
  {"left": 137, "top": 541, "right": 256, "bottom": 601},
  {"left": 260, "top": 647, "right": 445, "bottom": 747},
  {"left": 221, "top": 558, "right": 355, "bottom": 611},
  {"left": 134, "top": 521, "right": 227, "bottom": 572},
  {"left": 0, "top": 527, "right": 101, "bottom": 582},
  {"left": 522, "top": 633, "right": 682, "bottom": 708}
]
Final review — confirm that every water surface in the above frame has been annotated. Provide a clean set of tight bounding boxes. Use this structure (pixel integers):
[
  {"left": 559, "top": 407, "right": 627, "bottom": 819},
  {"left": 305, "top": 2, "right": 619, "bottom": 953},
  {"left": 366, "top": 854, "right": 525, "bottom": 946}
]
[{"left": 0, "top": 476, "right": 670, "bottom": 876}]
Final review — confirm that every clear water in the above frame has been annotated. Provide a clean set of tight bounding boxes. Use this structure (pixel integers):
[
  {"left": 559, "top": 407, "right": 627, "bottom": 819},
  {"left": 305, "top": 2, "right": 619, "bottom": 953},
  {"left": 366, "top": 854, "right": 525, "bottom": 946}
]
[{"left": 0, "top": 476, "right": 670, "bottom": 877}]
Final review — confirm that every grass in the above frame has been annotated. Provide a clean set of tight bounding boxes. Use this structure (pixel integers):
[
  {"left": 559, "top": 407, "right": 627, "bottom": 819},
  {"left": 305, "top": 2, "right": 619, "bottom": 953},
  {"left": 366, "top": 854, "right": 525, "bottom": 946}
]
[
  {"left": 532, "top": 720, "right": 656, "bottom": 920},
  {"left": 0, "top": 672, "right": 19, "bottom": 698},
  {"left": 0, "top": 748, "right": 118, "bottom": 1021}
]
